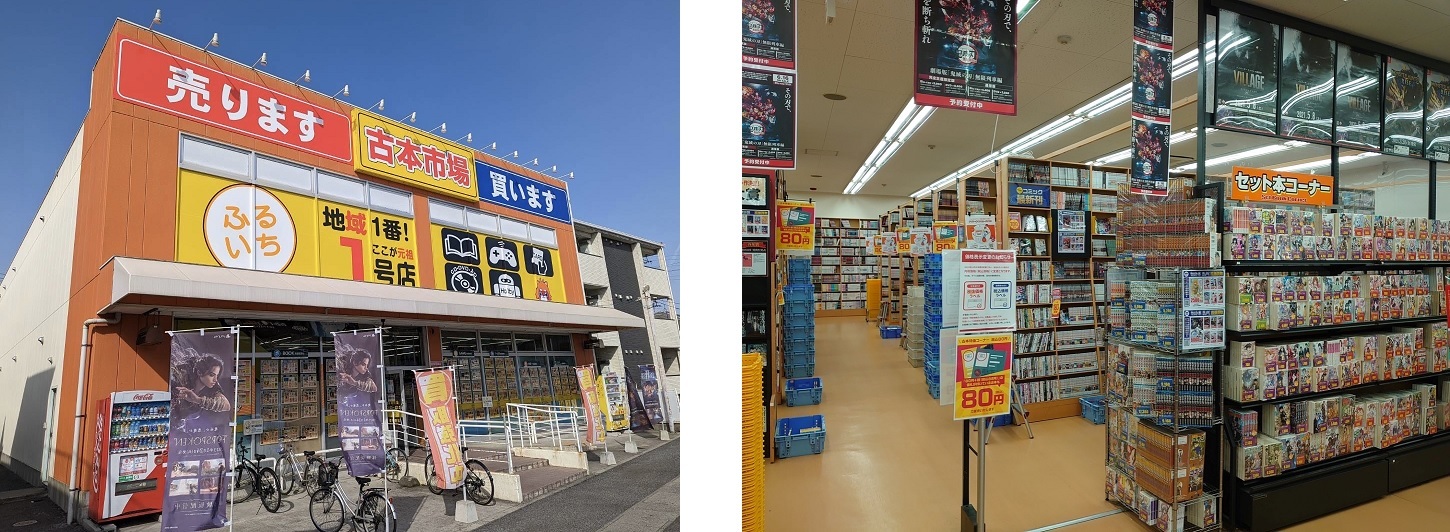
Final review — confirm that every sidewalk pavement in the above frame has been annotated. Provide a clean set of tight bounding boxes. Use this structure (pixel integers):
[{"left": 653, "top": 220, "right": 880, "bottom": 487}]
[{"left": 109, "top": 430, "right": 679, "bottom": 532}]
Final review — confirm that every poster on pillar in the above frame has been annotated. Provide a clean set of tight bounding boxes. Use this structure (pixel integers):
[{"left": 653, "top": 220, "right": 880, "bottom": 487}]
[
  {"left": 1130, "top": 0, "right": 1172, "bottom": 196},
  {"left": 332, "top": 331, "right": 386, "bottom": 477},
  {"left": 176, "top": 170, "right": 319, "bottom": 276},
  {"left": 575, "top": 366, "right": 606, "bottom": 446},
  {"left": 415, "top": 368, "right": 465, "bottom": 490},
  {"left": 162, "top": 329, "right": 238, "bottom": 532},
  {"left": 913, "top": 0, "right": 1018, "bottom": 115},
  {"left": 638, "top": 364, "right": 665, "bottom": 424}
]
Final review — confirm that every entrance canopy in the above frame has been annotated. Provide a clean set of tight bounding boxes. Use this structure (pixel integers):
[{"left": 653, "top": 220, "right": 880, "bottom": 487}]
[{"left": 100, "top": 257, "right": 644, "bottom": 333}]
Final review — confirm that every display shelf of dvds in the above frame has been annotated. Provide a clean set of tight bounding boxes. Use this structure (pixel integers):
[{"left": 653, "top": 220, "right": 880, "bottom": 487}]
[{"left": 813, "top": 217, "right": 880, "bottom": 316}]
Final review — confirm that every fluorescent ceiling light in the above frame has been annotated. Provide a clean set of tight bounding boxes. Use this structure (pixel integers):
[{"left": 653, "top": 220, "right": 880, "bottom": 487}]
[
  {"left": 1172, "top": 140, "right": 1308, "bottom": 172},
  {"left": 1091, "top": 127, "right": 1201, "bottom": 165}
]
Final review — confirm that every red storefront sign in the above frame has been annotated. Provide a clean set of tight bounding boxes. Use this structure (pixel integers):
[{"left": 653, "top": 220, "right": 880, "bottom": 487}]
[{"left": 114, "top": 38, "right": 352, "bottom": 163}]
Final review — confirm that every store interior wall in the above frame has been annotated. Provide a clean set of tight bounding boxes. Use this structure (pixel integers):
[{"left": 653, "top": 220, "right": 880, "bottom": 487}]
[
  {"left": 792, "top": 192, "right": 908, "bottom": 220},
  {"left": 0, "top": 127, "right": 83, "bottom": 487}
]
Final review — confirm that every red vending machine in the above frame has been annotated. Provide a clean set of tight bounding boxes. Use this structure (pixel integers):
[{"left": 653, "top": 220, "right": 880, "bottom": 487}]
[{"left": 88, "top": 390, "right": 170, "bottom": 522}]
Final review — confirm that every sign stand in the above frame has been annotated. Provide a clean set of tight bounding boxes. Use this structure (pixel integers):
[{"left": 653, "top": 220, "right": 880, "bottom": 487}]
[{"left": 961, "top": 419, "right": 990, "bottom": 532}]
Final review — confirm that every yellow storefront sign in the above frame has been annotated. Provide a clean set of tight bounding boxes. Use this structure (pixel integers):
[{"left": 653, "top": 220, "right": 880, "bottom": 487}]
[
  {"left": 429, "top": 224, "right": 567, "bottom": 303},
  {"left": 177, "top": 170, "right": 318, "bottom": 276},
  {"left": 366, "top": 210, "right": 419, "bottom": 286},
  {"left": 316, "top": 199, "right": 371, "bottom": 281},
  {"left": 352, "top": 109, "right": 478, "bottom": 201}
]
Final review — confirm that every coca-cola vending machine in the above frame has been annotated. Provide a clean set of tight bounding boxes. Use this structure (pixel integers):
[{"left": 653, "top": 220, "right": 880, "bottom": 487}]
[{"left": 88, "top": 390, "right": 170, "bottom": 522}]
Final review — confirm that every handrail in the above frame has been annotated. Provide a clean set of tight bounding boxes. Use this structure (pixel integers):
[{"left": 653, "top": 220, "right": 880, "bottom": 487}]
[
  {"left": 387, "top": 409, "right": 518, "bottom": 474},
  {"left": 458, "top": 419, "right": 515, "bottom": 473},
  {"left": 506, "top": 403, "right": 585, "bottom": 452}
]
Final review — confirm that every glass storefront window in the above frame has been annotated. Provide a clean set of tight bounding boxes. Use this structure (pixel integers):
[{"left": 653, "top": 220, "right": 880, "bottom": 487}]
[
  {"left": 441, "top": 330, "right": 478, "bottom": 355},
  {"left": 546, "top": 334, "right": 572, "bottom": 353},
  {"left": 516, "top": 356, "right": 552, "bottom": 404},
  {"left": 480, "top": 333, "right": 511, "bottom": 354},
  {"left": 514, "top": 334, "right": 545, "bottom": 352},
  {"left": 382, "top": 327, "right": 425, "bottom": 367},
  {"left": 550, "top": 356, "right": 581, "bottom": 407}
]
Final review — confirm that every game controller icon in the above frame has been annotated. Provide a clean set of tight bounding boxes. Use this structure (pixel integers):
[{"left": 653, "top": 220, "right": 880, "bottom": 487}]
[{"left": 488, "top": 243, "right": 517, "bottom": 268}]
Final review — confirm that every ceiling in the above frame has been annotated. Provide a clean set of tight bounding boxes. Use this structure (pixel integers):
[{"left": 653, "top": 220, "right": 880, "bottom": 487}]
[{"left": 784, "top": 0, "right": 1450, "bottom": 198}]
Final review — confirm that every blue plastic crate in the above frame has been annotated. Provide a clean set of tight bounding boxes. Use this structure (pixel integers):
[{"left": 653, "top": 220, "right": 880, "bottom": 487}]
[
  {"left": 783, "top": 336, "right": 813, "bottom": 355},
  {"left": 784, "top": 361, "right": 815, "bottom": 379},
  {"left": 1080, "top": 395, "right": 1107, "bottom": 425},
  {"left": 784, "top": 377, "right": 823, "bottom": 406},
  {"left": 787, "top": 270, "right": 813, "bottom": 284},
  {"left": 784, "top": 300, "right": 813, "bottom": 316},
  {"left": 927, "top": 380, "right": 940, "bottom": 399},
  {"left": 786, "top": 258, "right": 812, "bottom": 271},
  {"left": 879, "top": 326, "right": 902, "bottom": 339},
  {"left": 775, "top": 415, "right": 826, "bottom": 458},
  {"left": 784, "top": 322, "right": 814, "bottom": 339},
  {"left": 784, "top": 349, "right": 814, "bottom": 366}
]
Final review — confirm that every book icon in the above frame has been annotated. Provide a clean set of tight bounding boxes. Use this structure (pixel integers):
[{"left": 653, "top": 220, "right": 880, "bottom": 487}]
[{"left": 441, "top": 229, "right": 480, "bottom": 264}]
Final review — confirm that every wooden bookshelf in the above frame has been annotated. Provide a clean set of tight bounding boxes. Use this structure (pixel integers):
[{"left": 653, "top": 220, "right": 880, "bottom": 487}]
[{"left": 813, "top": 217, "right": 881, "bottom": 317}]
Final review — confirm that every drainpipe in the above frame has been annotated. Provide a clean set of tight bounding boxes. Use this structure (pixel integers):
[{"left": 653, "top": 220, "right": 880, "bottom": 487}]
[{"left": 67, "top": 316, "right": 119, "bottom": 525}]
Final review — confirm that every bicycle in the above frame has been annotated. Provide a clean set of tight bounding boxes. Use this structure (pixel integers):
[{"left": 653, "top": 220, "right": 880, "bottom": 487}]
[
  {"left": 232, "top": 439, "right": 283, "bottom": 513},
  {"left": 309, "top": 461, "right": 396, "bottom": 532},
  {"left": 384, "top": 447, "right": 407, "bottom": 484},
  {"left": 273, "top": 442, "right": 323, "bottom": 496},
  {"left": 421, "top": 447, "right": 495, "bottom": 505}
]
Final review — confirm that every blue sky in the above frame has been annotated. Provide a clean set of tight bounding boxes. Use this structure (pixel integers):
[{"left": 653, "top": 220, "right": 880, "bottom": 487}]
[{"left": 0, "top": 1, "right": 681, "bottom": 309}]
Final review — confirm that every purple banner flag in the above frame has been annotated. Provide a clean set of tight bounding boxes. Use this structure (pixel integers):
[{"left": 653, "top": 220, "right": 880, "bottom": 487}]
[
  {"left": 333, "top": 331, "right": 386, "bottom": 476},
  {"left": 162, "top": 330, "right": 237, "bottom": 532}
]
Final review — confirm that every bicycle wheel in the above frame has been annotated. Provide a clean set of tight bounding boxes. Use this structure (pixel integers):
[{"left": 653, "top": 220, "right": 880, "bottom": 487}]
[
  {"left": 385, "top": 448, "right": 407, "bottom": 484},
  {"left": 259, "top": 468, "right": 282, "bottom": 513},
  {"left": 304, "top": 458, "right": 325, "bottom": 494},
  {"left": 308, "top": 488, "right": 347, "bottom": 532},
  {"left": 358, "top": 491, "right": 396, "bottom": 532},
  {"left": 276, "top": 458, "right": 297, "bottom": 495},
  {"left": 463, "top": 459, "right": 495, "bottom": 505},
  {"left": 423, "top": 455, "right": 443, "bottom": 495},
  {"left": 233, "top": 465, "right": 257, "bottom": 502}
]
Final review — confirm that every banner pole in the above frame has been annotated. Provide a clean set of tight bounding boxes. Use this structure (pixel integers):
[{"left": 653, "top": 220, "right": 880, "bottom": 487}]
[
  {"left": 375, "top": 327, "right": 387, "bottom": 517},
  {"left": 229, "top": 326, "right": 241, "bottom": 532}
]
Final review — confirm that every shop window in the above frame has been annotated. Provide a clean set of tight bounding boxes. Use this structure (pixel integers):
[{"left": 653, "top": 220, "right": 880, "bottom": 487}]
[
  {"left": 368, "top": 184, "right": 413, "bottom": 216},
  {"left": 546, "top": 334, "right": 572, "bottom": 353},
  {"left": 429, "top": 200, "right": 467, "bottom": 229},
  {"left": 466, "top": 209, "right": 500, "bottom": 235},
  {"left": 180, "top": 136, "right": 251, "bottom": 180},
  {"left": 441, "top": 330, "right": 479, "bottom": 355},
  {"left": 317, "top": 172, "right": 368, "bottom": 205},
  {"left": 530, "top": 225, "right": 557, "bottom": 247},
  {"left": 480, "top": 332, "right": 511, "bottom": 354},
  {"left": 513, "top": 333, "right": 544, "bottom": 352},
  {"left": 382, "top": 327, "right": 425, "bottom": 367},
  {"left": 516, "top": 356, "right": 553, "bottom": 404},
  {"left": 500, "top": 217, "right": 529, "bottom": 239},
  {"left": 252, "top": 320, "right": 323, "bottom": 354},
  {"left": 255, "top": 156, "right": 314, "bottom": 195},
  {"left": 548, "top": 356, "right": 580, "bottom": 406}
]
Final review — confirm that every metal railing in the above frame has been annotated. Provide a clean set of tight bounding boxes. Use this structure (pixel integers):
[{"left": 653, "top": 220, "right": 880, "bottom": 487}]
[
  {"left": 505, "top": 403, "right": 585, "bottom": 452},
  {"left": 384, "top": 409, "right": 518, "bottom": 474}
]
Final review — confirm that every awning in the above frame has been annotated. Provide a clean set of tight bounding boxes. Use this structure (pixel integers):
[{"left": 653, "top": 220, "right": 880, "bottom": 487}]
[{"left": 101, "top": 257, "right": 644, "bottom": 333}]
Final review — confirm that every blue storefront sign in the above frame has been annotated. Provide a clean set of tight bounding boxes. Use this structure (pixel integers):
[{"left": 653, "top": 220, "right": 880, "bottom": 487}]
[
  {"left": 476, "top": 161, "right": 572, "bottom": 223},
  {"left": 1008, "top": 183, "right": 1049, "bottom": 208}
]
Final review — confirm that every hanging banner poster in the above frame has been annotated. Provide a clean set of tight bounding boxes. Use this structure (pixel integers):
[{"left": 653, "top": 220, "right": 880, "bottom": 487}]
[
  {"left": 775, "top": 200, "right": 815, "bottom": 255},
  {"left": 962, "top": 215, "right": 997, "bottom": 249},
  {"left": 1383, "top": 57, "right": 1426, "bottom": 158},
  {"left": 882, "top": 232, "right": 899, "bottom": 255},
  {"left": 742, "top": 0, "right": 796, "bottom": 70},
  {"left": 896, "top": 229, "right": 912, "bottom": 253},
  {"left": 575, "top": 366, "right": 606, "bottom": 446},
  {"left": 1131, "top": 0, "right": 1173, "bottom": 196},
  {"left": 1427, "top": 70, "right": 1450, "bottom": 162},
  {"left": 639, "top": 365, "right": 665, "bottom": 424},
  {"left": 933, "top": 221, "right": 959, "bottom": 252},
  {"left": 1228, "top": 166, "right": 1335, "bottom": 206},
  {"left": 1130, "top": 119, "right": 1171, "bottom": 196},
  {"left": 1214, "top": 11, "right": 1279, "bottom": 134},
  {"left": 913, "top": 0, "right": 1018, "bottom": 115},
  {"left": 1278, "top": 28, "right": 1336, "bottom": 142},
  {"left": 415, "top": 368, "right": 465, "bottom": 490},
  {"left": 743, "top": 68, "right": 796, "bottom": 169},
  {"left": 910, "top": 227, "right": 933, "bottom": 256},
  {"left": 872, "top": 234, "right": 886, "bottom": 255},
  {"left": 953, "top": 333, "right": 1013, "bottom": 420},
  {"left": 163, "top": 329, "right": 238, "bottom": 532},
  {"left": 1335, "top": 45, "right": 1382, "bottom": 150},
  {"left": 957, "top": 249, "right": 1016, "bottom": 334},
  {"left": 332, "top": 331, "right": 385, "bottom": 477}
]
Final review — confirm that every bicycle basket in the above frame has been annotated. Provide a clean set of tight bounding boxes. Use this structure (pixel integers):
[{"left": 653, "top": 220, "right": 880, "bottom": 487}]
[{"left": 317, "top": 461, "right": 339, "bottom": 488}]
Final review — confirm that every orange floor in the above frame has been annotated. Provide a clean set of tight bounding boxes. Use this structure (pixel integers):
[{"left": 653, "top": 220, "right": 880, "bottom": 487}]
[{"left": 764, "top": 316, "right": 1450, "bottom": 531}]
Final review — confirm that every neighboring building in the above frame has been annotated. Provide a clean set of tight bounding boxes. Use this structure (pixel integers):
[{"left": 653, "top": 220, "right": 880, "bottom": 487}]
[
  {"left": 0, "top": 20, "right": 641, "bottom": 511},
  {"left": 573, "top": 221, "right": 680, "bottom": 406}
]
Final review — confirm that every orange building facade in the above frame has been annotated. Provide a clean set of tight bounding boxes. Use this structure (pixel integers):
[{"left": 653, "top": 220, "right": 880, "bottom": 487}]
[{"left": 0, "top": 20, "right": 640, "bottom": 512}]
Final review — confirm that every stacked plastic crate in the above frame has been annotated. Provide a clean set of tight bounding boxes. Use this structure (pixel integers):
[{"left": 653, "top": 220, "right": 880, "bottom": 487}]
[
  {"left": 923, "top": 253, "right": 943, "bottom": 399},
  {"left": 783, "top": 258, "right": 816, "bottom": 379}
]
